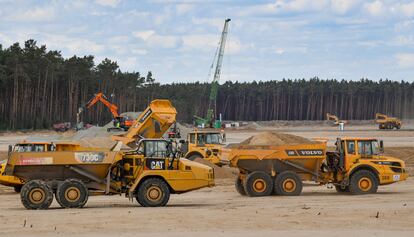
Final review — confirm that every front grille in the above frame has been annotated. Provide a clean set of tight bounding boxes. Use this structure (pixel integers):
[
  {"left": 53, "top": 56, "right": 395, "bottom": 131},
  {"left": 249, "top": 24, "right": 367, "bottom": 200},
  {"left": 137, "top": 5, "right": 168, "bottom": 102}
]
[{"left": 391, "top": 167, "right": 404, "bottom": 173}]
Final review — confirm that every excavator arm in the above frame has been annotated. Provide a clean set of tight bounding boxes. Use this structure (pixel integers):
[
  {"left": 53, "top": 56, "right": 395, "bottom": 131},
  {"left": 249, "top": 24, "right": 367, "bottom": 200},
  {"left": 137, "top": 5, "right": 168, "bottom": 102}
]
[{"left": 84, "top": 93, "right": 120, "bottom": 118}]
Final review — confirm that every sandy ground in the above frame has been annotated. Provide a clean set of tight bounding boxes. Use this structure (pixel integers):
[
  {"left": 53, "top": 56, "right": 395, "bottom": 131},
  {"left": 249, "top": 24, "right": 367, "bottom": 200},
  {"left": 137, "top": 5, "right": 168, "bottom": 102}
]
[
  {"left": 1, "top": 122, "right": 414, "bottom": 236},
  {"left": 0, "top": 179, "right": 413, "bottom": 237}
]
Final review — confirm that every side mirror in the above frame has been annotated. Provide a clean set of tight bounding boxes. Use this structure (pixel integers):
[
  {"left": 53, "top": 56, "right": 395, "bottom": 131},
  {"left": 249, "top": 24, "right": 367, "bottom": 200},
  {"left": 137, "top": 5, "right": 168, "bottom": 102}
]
[
  {"left": 379, "top": 140, "right": 384, "bottom": 153},
  {"left": 179, "top": 139, "right": 186, "bottom": 144}
]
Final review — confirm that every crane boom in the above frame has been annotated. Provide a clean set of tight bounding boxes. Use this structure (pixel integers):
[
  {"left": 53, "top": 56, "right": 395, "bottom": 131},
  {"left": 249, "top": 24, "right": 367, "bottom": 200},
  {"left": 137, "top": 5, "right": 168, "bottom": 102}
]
[{"left": 194, "top": 18, "right": 230, "bottom": 128}]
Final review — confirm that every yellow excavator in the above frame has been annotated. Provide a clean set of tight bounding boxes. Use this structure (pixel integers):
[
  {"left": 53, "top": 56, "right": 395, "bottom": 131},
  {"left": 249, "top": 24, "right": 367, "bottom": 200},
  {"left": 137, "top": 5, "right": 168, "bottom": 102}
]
[
  {"left": 375, "top": 113, "right": 401, "bottom": 129},
  {"left": 326, "top": 113, "right": 347, "bottom": 126}
]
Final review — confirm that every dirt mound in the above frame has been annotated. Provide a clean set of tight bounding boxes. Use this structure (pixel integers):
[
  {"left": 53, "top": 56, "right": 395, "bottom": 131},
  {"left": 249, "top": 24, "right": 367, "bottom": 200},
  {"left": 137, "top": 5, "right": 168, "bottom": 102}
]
[
  {"left": 239, "top": 132, "right": 315, "bottom": 146},
  {"left": 384, "top": 147, "right": 414, "bottom": 175},
  {"left": 194, "top": 158, "right": 238, "bottom": 179}
]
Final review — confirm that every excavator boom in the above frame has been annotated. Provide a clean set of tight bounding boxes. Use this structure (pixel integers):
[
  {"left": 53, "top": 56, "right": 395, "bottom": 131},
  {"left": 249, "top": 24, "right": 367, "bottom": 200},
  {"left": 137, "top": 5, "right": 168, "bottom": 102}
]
[{"left": 85, "top": 93, "right": 119, "bottom": 118}]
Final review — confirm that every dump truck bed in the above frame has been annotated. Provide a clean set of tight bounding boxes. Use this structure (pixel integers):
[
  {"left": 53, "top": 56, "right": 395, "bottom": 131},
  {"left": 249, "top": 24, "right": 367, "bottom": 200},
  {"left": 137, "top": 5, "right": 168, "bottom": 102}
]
[
  {"left": 221, "top": 143, "right": 326, "bottom": 175},
  {"left": 5, "top": 150, "right": 122, "bottom": 182}
]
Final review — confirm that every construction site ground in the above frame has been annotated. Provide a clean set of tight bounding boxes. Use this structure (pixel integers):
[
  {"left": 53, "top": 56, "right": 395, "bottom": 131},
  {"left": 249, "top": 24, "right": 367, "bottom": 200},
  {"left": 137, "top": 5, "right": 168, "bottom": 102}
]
[{"left": 0, "top": 121, "right": 413, "bottom": 236}]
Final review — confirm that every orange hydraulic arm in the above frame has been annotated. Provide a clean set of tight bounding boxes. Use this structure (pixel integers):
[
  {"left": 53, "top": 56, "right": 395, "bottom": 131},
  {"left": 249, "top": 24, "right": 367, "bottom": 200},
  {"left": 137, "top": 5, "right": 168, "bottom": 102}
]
[{"left": 85, "top": 93, "right": 120, "bottom": 118}]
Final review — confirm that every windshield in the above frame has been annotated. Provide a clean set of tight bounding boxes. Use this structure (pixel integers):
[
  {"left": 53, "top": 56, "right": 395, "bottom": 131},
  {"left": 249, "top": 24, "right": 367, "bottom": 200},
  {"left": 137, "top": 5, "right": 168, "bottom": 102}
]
[
  {"left": 197, "top": 133, "right": 222, "bottom": 144},
  {"left": 358, "top": 140, "right": 380, "bottom": 156}
]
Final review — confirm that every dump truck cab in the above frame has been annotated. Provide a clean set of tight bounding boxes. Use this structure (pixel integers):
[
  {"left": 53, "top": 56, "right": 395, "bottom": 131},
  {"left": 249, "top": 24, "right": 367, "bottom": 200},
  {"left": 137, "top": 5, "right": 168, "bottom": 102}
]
[
  {"left": 0, "top": 141, "right": 82, "bottom": 192},
  {"left": 122, "top": 139, "right": 215, "bottom": 198},
  {"left": 327, "top": 138, "right": 408, "bottom": 188},
  {"left": 181, "top": 130, "right": 225, "bottom": 165}
]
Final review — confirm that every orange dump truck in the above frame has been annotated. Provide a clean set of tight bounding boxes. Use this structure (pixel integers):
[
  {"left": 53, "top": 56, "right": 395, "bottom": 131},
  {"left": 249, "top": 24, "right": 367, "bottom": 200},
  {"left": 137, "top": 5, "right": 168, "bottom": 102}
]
[{"left": 221, "top": 137, "right": 407, "bottom": 196}]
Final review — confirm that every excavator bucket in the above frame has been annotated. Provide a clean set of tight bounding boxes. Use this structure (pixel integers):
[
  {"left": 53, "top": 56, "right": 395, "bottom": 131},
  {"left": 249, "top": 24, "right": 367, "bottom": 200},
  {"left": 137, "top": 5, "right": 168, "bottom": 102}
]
[{"left": 111, "top": 100, "right": 177, "bottom": 150}]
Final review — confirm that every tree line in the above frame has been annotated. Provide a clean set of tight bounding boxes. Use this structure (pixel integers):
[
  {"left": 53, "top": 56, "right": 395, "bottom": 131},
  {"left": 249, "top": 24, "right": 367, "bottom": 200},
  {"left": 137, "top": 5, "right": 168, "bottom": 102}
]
[{"left": 0, "top": 40, "right": 413, "bottom": 130}]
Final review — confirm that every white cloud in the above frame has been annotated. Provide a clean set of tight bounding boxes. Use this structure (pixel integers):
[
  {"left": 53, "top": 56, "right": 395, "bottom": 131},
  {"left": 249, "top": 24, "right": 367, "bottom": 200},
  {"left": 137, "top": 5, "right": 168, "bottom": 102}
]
[
  {"left": 395, "top": 53, "right": 414, "bottom": 68},
  {"left": 148, "top": 34, "right": 179, "bottom": 48},
  {"left": 133, "top": 31, "right": 179, "bottom": 48},
  {"left": 132, "top": 49, "right": 148, "bottom": 55},
  {"left": 41, "top": 35, "right": 104, "bottom": 55},
  {"left": 396, "top": 2, "right": 414, "bottom": 18},
  {"left": 11, "top": 6, "right": 55, "bottom": 22},
  {"left": 181, "top": 34, "right": 244, "bottom": 54},
  {"left": 95, "top": 0, "right": 121, "bottom": 7},
  {"left": 176, "top": 3, "right": 193, "bottom": 14},
  {"left": 275, "top": 48, "right": 285, "bottom": 55},
  {"left": 364, "top": 0, "right": 385, "bottom": 17},
  {"left": 118, "top": 57, "right": 139, "bottom": 71},
  {"left": 394, "top": 35, "right": 414, "bottom": 46},
  {"left": 330, "top": 0, "right": 359, "bottom": 15},
  {"left": 132, "top": 30, "right": 155, "bottom": 41}
]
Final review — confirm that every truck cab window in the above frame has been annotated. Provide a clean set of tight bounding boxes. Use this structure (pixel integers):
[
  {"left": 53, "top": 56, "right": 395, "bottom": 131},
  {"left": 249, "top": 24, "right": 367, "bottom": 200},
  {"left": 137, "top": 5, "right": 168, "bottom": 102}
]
[
  {"left": 347, "top": 141, "right": 355, "bottom": 154},
  {"left": 189, "top": 134, "right": 195, "bottom": 144},
  {"left": 358, "top": 141, "right": 373, "bottom": 156},
  {"left": 145, "top": 141, "right": 168, "bottom": 158}
]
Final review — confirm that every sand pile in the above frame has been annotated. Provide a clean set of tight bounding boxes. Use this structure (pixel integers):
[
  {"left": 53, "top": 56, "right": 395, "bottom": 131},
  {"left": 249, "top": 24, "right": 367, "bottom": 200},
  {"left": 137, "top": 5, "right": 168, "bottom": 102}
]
[
  {"left": 194, "top": 158, "right": 238, "bottom": 179},
  {"left": 238, "top": 132, "right": 315, "bottom": 146}
]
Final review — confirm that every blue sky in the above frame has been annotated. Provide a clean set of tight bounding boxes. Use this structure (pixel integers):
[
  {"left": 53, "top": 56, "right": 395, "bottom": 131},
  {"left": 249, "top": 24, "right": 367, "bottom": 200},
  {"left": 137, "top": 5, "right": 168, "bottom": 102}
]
[{"left": 0, "top": 0, "right": 413, "bottom": 83}]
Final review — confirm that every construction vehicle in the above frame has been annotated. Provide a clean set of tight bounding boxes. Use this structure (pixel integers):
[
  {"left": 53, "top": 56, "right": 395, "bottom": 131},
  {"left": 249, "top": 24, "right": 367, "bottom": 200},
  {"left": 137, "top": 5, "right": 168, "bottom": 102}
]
[
  {"left": 3, "top": 99, "right": 214, "bottom": 209},
  {"left": 194, "top": 18, "right": 231, "bottom": 128},
  {"left": 77, "top": 92, "right": 135, "bottom": 132},
  {"left": 0, "top": 141, "right": 82, "bottom": 192},
  {"left": 180, "top": 130, "right": 226, "bottom": 165},
  {"left": 375, "top": 113, "right": 401, "bottom": 129},
  {"left": 52, "top": 122, "right": 71, "bottom": 132},
  {"left": 111, "top": 100, "right": 178, "bottom": 151},
  {"left": 326, "top": 113, "right": 347, "bottom": 126},
  {"left": 220, "top": 137, "right": 407, "bottom": 196}
]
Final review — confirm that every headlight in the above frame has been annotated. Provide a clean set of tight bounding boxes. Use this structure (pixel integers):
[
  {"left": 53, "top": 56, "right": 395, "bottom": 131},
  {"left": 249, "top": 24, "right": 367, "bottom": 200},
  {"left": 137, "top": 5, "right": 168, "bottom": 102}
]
[{"left": 205, "top": 149, "right": 212, "bottom": 157}]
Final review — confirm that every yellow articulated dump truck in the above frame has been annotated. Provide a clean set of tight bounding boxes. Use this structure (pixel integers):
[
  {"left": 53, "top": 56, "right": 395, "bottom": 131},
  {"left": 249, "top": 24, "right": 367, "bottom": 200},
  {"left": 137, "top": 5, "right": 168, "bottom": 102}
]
[
  {"left": 221, "top": 137, "right": 407, "bottom": 197},
  {"left": 0, "top": 141, "right": 82, "bottom": 192},
  {"left": 180, "top": 130, "right": 225, "bottom": 165},
  {"left": 375, "top": 113, "right": 401, "bottom": 129},
  {"left": 2, "top": 100, "right": 214, "bottom": 209}
]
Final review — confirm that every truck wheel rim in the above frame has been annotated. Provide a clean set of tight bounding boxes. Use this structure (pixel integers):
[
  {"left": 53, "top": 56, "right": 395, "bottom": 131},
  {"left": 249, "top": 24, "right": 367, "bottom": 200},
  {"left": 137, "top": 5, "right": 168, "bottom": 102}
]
[
  {"left": 65, "top": 187, "right": 81, "bottom": 202},
  {"left": 358, "top": 178, "right": 372, "bottom": 191},
  {"left": 147, "top": 186, "right": 162, "bottom": 201},
  {"left": 282, "top": 179, "right": 296, "bottom": 193},
  {"left": 253, "top": 179, "right": 266, "bottom": 193},
  {"left": 29, "top": 188, "right": 45, "bottom": 204}
]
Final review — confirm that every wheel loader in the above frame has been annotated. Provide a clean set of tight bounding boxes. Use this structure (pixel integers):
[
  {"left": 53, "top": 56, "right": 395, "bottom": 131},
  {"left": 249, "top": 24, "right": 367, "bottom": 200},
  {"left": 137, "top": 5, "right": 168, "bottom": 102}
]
[
  {"left": 2, "top": 100, "right": 214, "bottom": 209},
  {"left": 375, "top": 113, "right": 401, "bottom": 129},
  {"left": 220, "top": 137, "right": 407, "bottom": 196}
]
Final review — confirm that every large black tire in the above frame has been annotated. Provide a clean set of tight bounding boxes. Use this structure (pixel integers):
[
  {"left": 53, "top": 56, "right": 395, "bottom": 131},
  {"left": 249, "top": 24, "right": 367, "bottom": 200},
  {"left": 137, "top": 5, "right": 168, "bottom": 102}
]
[
  {"left": 349, "top": 170, "right": 378, "bottom": 195},
  {"left": 188, "top": 154, "right": 203, "bottom": 161},
  {"left": 274, "top": 171, "right": 303, "bottom": 196},
  {"left": 235, "top": 177, "right": 246, "bottom": 196},
  {"left": 55, "top": 179, "right": 89, "bottom": 208},
  {"left": 334, "top": 185, "right": 349, "bottom": 193},
  {"left": 243, "top": 171, "right": 273, "bottom": 197},
  {"left": 20, "top": 180, "right": 53, "bottom": 210},
  {"left": 136, "top": 178, "right": 170, "bottom": 207},
  {"left": 14, "top": 185, "right": 22, "bottom": 193}
]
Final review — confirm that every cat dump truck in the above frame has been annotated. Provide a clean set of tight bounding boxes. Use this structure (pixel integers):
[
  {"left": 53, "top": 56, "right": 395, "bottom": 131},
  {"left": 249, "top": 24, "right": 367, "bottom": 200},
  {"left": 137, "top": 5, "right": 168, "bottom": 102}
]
[
  {"left": 2, "top": 99, "right": 214, "bottom": 209},
  {"left": 3, "top": 138, "right": 214, "bottom": 210},
  {"left": 221, "top": 137, "right": 407, "bottom": 197},
  {"left": 0, "top": 141, "right": 82, "bottom": 192},
  {"left": 375, "top": 113, "right": 401, "bottom": 129}
]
